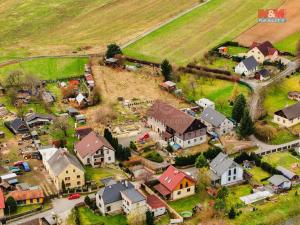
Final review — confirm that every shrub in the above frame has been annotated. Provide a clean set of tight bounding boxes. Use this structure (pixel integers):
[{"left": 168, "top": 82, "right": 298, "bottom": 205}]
[
  {"left": 145, "top": 151, "right": 163, "bottom": 163},
  {"left": 228, "top": 207, "right": 236, "bottom": 219}
]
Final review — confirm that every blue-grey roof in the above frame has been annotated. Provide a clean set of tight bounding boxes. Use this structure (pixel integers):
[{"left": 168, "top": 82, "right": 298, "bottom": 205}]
[
  {"left": 276, "top": 166, "right": 297, "bottom": 180},
  {"left": 242, "top": 56, "right": 259, "bottom": 70},
  {"left": 268, "top": 175, "right": 290, "bottom": 186},
  {"left": 210, "top": 152, "right": 240, "bottom": 176},
  {"left": 97, "top": 180, "right": 134, "bottom": 204},
  {"left": 200, "top": 107, "right": 226, "bottom": 127},
  {"left": 121, "top": 188, "right": 145, "bottom": 203}
]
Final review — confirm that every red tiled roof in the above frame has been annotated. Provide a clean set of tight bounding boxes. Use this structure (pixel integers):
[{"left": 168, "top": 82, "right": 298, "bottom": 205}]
[
  {"left": 147, "top": 100, "right": 195, "bottom": 134},
  {"left": 250, "top": 41, "right": 277, "bottom": 56},
  {"left": 154, "top": 184, "right": 171, "bottom": 196},
  {"left": 158, "top": 165, "right": 196, "bottom": 192},
  {"left": 0, "top": 190, "right": 5, "bottom": 209},
  {"left": 147, "top": 195, "right": 166, "bottom": 209},
  {"left": 7, "top": 189, "right": 44, "bottom": 201},
  {"left": 75, "top": 131, "right": 114, "bottom": 158}
]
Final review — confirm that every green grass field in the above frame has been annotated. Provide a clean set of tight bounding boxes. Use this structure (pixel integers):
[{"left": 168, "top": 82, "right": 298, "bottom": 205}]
[
  {"left": 85, "top": 167, "right": 127, "bottom": 185},
  {"left": 227, "top": 184, "right": 252, "bottom": 208},
  {"left": 177, "top": 74, "right": 250, "bottom": 116},
  {"left": 168, "top": 194, "right": 201, "bottom": 214},
  {"left": 0, "top": 57, "right": 88, "bottom": 81},
  {"left": 0, "top": 0, "right": 199, "bottom": 57},
  {"left": 264, "top": 73, "right": 300, "bottom": 115},
  {"left": 124, "top": 0, "right": 281, "bottom": 65},
  {"left": 275, "top": 32, "right": 300, "bottom": 54},
  {"left": 78, "top": 206, "right": 127, "bottom": 225},
  {"left": 247, "top": 167, "right": 270, "bottom": 183},
  {"left": 263, "top": 151, "right": 300, "bottom": 175}
]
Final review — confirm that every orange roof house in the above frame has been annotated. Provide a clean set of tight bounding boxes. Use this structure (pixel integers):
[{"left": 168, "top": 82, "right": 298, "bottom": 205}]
[
  {"left": 7, "top": 189, "right": 44, "bottom": 205},
  {"left": 154, "top": 165, "right": 196, "bottom": 200}
]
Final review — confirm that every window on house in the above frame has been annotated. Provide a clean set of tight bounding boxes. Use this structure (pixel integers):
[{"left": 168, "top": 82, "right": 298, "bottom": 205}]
[
  {"left": 77, "top": 175, "right": 80, "bottom": 178},
  {"left": 77, "top": 181, "right": 81, "bottom": 185},
  {"left": 188, "top": 140, "right": 190, "bottom": 144},
  {"left": 107, "top": 206, "right": 111, "bottom": 212},
  {"left": 186, "top": 182, "right": 188, "bottom": 187},
  {"left": 73, "top": 169, "right": 75, "bottom": 173},
  {"left": 187, "top": 188, "right": 190, "bottom": 192},
  {"left": 177, "top": 191, "right": 181, "bottom": 195},
  {"left": 194, "top": 139, "right": 197, "bottom": 142},
  {"left": 233, "top": 176, "right": 236, "bottom": 180},
  {"left": 228, "top": 177, "right": 231, "bottom": 182},
  {"left": 65, "top": 177, "right": 70, "bottom": 181},
  {"left": 234, "top": 168, "right": 237, "bottom": 174},
  {"left": 228, "top": 170, "right": 231, "bottom": 176},
  {"left": 66, "top": 170, "right": 68, "bottom": 174},
  {"left": 30, "top": 199, "right": 33, "bottom": 203},
  {"left": 37, "top": 198, "right": 40, "bottom": 203},
  {"left": 180, "top": 184, "right": 183, "bottom": 189},
  {"left": 66, "top": 183, "right": 71, "bottom": 187},
  {"left": 108, "top": 157, "right": 111, "bottom": 161}
]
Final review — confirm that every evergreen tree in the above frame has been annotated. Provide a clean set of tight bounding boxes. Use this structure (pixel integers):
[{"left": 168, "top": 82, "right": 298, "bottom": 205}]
[
  {"left": 106, "top": 43, "right": 122, "bottom": 58},
  {"left": 195, "top": 154, "right": 208, "bottom": 168},
  {"left": 104, "top": 128, "right": 113, "bottom": 143},
  {"left": 228, "top": 207, "right": 236, "bottom": 219},
  {"left": 84, "top": 196, "right": 91, "bottom": 207},
  {"left": 146, "top": 210, "right": 154, "bottom": 225},
  {"left": 217, "top": 186, "right": 229, "bottom": 199},
  {"left": 232, "top": 94, "right": 246, "bottom": 122},
  {"left": 129, "top": 141, "right": 137, "bottom": 151},
  {"left": 161, "top": 59, "right": 172, "bottom": 81},
  {"left": 5, "top": 196, "right": 17, "bottom": 214},
  {"left": 238, "top": 108, "right": 255, "bottom": 138},
  {"left": 62, "top": 181, "right": 66, "bottom": 193}
]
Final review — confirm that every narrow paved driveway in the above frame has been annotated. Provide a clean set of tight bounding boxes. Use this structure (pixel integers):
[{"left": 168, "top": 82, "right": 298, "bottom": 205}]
[{"left": 8, "top": 197, "right": 84, "bottom": 225}]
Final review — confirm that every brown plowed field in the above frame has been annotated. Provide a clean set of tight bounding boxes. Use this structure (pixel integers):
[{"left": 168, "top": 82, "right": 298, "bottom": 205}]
[{"left": 235, "top": 0, "right": 300, "bottom": 46}]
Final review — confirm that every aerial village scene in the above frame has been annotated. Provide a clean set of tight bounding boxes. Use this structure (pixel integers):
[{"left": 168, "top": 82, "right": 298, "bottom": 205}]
[{"left": 0, "top": 0, "right": 299, "bottom": 225}]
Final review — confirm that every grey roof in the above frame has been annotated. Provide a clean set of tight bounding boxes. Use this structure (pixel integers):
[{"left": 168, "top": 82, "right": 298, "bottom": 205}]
[
  {"left": 275, "top": 102, "right": 300, "bottom": 120},
  {"left": 200, "top": 107, "right": 226, "bottom": 127},
  {"left": 100, "top": 177, "right": 115, "bottom": 186},
  {"left": 121, "top": 188, "right": 145, "bottom": 203},
  {"left": 242, "top": 56, "right": 259, "bottom": 70},
  {"left": 276, "top": 166, "right": 298, "bottom": 180},
  {"left": 209, "top": 152, "right": 240, "bottom": 177},
  {"left": 10, "top": 118, "right": 28, "bottom": 132},
  {"left": 97, "top": 180, "right": 134, "bottom": 205},
  {"left": 268, "top": 175, "right": 290, "bottom": 186},
  {"left": 25, "top": 113, "right": 53, "bottom": 123},
  {"left": 67, "top": 107, "right": 79, "bottom": 113},
  {"left": 47, "top": 149, "right": 84, "bottom": 176}
]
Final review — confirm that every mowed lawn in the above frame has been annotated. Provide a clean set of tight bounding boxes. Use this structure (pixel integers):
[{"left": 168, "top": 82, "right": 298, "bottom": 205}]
[
  {"left": 177, "top": 74, "right": 250, "bottom": 116},
  {"left": 124, "top": 0, "right": 281, "bottom": 64},
  {"left": 85, "top": 167, "right": 127, "bottom": 185},
  {"left": 263, "top": 151, "right": 300, "bottom": 175},
  {"left": 78, "top": 207, "right": 127, "bottom": 225},
  {"left": 0, "top": 0, "right": 199, "bottom": 56},
  {"left": 247, "top": 167, "right": 270, "bottom": 183},
  {"left": 275, "top": 32, "right": 300, "bottom": 54},
  {"left": 0, "top": 57, "right": 88, "bottom": 81},
  {"left": 263, "top": 73, "right": 300, "bottom": 114}
]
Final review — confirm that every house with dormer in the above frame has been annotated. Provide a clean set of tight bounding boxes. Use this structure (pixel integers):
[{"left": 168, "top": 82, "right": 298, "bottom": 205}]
[
  {"left": 154, "top": 165, "right": 196, "bottom": 200},
  {"left": 208, "top": 152, "right": 243, "bottom": 186},
  {"left": 74, "top": 131, "right": 115, "bottom": 167},
  {"left": 147, "top": 100, "right": 207, "bottom": 149}
]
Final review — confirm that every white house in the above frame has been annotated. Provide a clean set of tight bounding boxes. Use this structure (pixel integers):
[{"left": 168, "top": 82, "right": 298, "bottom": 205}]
[
  {"left": 273, "top": 102, "right": 300, "bottom": 127},
  {"left": 74, "top": 131, "right": 115, "bottom": 167},
  {"left": 96, "top": 179, "right": 146, "bottom": 215},
  {"left": 209, "top": 152, "right": 244, "bottom": 186},
  {"left": 147, "top": 100, "right": 207, "bottom": 149},
  {"left": 200, "top": 107, "right": 234, "bottom": 136},
  {"left": 196, "top": 98, "right": 215, "bottom": 109},
  {"left": 120, "top": 188, "right": 147, "bottom": 214},
  {"left": 235, "top": 56, "right": 259, "bottom": 77}
]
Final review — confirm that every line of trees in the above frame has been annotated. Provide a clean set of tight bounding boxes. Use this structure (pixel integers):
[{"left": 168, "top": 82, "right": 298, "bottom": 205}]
[{"left": 104, "top": 128, "right": 131, "bottom": 161}]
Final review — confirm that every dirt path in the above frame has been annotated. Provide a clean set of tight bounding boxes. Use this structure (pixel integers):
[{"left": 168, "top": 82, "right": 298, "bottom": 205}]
[{"left": 235, "top": 0, "right": 300, "bottom": 46}]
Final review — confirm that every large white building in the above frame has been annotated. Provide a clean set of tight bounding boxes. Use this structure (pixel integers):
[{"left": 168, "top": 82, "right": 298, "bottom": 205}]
[
  {"left": 147, "top": 100, "right": 207, "bottom": 149},
  {"left": 208, "top": 152, "right": 244, "bottom": 186},
  {"left": 74, "top": 131, "right": 115, "bottom": 167},
  {"left": 235, "top": 56, "right": 258, "bottom": 77}
]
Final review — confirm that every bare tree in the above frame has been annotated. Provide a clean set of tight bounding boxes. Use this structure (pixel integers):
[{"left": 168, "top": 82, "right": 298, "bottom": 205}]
[
  {"left": 25, "top": 74, "right": 41, "bottom": 94},
  {"left": 5, "top": 70, "right": 24, "bottom": 88},
  {"left": 189, "top": 76, "right": 197, "bottom": 100},
  {"left": 127, "top": 205, "right": 147, "bottom": 225}
]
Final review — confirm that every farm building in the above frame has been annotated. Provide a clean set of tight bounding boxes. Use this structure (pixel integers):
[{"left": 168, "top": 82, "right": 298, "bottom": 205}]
[
  {"left": 268, "top": 175, "right": 291, "bottom": 192},
  {"left": 146, "top": 195, "right": 166, "bottom": 217},
  {"left": 288, "top": 91, "right": 300, "bottom": 101},
  {"left": 276, "top": 166, "right": 299, "bottom": 181},
  {"left": 5, "top": 118, "right": 29, "bottom": 134},
  {"left": 255, "top": 69, "right": 270, "bottom": 81},
  {"left": 7, "top": 189, "right": 44, "bottom": 205},
  {"left": 196, "top": 98, "right": 215, "bottom": 109},
  {"left": 273, "top": 102, "right": 300, "bottom": 127},
  {"left": 159, "top": 81, "right": 177, "bottom": 92}
]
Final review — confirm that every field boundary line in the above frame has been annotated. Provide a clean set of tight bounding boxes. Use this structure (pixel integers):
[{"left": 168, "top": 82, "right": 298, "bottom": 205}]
[{"left": 121, "top": 0, "right": 212, "bottom": 49}]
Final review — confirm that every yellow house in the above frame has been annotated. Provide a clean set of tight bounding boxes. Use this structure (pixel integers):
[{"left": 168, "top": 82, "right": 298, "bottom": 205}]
[
  {"left": 7, "top": 189, "right": 44, "bottom": 205},
  {"left": 154, "top": 165, "right": 196, "bottom": 200},
  {"left": 47, "top": 149, "right": 85, "bottom": 192}
]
